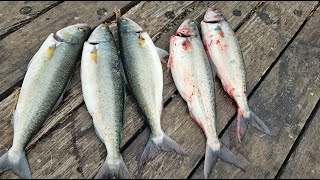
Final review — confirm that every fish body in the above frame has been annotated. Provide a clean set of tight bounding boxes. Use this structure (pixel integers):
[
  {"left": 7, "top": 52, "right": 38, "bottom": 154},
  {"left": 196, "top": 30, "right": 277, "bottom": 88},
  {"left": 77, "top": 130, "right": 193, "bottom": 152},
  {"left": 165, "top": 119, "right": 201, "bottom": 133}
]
[
  {"left": 117, "top": 17, "right": 185, "bottom": 171},
  {"left": 201, "top": 8, "right": 271, "bottom": 142},
  {"left": 169, "top": 19, "right": 244, "bottom": 179},
  {"left": 80, "top": 24, "right": 129, "bottom": 179},
  {"left": 0, "top": 24, "right": 91, "bottom": 179}
]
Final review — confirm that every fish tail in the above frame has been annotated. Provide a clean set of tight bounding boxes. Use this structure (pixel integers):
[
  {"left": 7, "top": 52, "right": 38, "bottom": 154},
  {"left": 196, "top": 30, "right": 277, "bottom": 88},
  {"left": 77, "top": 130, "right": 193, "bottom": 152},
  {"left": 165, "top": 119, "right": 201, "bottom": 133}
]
[
  {"left": 204, "top": 143, "right": 245, "bottom": 179},
  {"left": 0, "top": 149, "right": 31, "bottom": 179},
  {"left": 94, "top": 155, "right": 131, "bottom": 179},
  {"left": 237, "top": 108, "right": 272, "bottom": 142},
  {"left": 138, "top": 133, "right": 186, "bottom": 173}
]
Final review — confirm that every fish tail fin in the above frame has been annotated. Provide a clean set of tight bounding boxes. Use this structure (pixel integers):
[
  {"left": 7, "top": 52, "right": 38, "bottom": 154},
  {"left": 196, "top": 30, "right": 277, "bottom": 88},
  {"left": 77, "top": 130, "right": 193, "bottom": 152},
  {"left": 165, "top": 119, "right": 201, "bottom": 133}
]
[
  {"left": 237, "top": 108, "right": 272, "bottom": 142},
  {"left": 94, "top": 155, "right": 131, "bottom": 179},
  {"left": 0, "top": 149, "right": 31, "bottom": 179},
  {"left": 204, "top": 143, "right": 245, "bottom": 179},
  {"left": 138, "top": 133, "right": 186, "bottom": 172}
]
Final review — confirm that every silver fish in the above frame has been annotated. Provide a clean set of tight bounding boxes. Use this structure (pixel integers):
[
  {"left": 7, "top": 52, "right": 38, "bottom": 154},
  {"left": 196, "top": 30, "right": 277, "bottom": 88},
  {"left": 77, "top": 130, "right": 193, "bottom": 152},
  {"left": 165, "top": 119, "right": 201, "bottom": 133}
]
[
  {"left": 117, "top": 17, "right": 185, "bottom": 171},
  {"left": 169, "top": 19, "right": 245, "bottom": 179},
  {"left": 201, "top": 8, "right": 271, "bottom": 142},
  {"left": 80, "top": 24, "right": 130, "bottom": 179},
  {"left": 0, "top": 24, "right": 91, "bottom": 179}
]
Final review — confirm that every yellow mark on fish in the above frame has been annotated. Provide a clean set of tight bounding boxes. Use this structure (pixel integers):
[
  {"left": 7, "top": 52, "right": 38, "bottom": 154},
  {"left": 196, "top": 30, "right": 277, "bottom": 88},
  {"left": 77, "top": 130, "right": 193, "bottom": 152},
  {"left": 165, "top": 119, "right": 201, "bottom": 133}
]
[
  {"left": 138, "top": 33, "right": 145, "bottom": 45},
  {"left": 90, "top": 52, "right": 97, "bottom": 63},
  {"left": 47, "top": 47, "right": 55, "bottom": 59}
]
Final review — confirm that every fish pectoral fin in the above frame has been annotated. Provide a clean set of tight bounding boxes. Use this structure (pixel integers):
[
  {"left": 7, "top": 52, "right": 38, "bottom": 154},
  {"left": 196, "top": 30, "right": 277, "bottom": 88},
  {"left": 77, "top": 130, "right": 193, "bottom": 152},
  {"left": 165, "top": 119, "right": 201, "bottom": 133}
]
[
  {"left": 155, "top": 47, "right": 169, "bottom": 64},
  {"left": 51, "top": 76, "right": 73, "bottom": 114}
]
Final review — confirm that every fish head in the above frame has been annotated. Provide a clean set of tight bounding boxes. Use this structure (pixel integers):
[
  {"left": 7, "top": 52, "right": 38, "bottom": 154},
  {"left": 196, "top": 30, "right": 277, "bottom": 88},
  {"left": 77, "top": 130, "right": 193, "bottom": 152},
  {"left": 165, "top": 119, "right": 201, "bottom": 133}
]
[
  {"left": 176, "top": 19, "right": 199, "bottom": 37},
  {"left": 117, "top": 17, "right": 143, "bottom": 33},
  {"left": 203, "top": 8, "right": 225, "bottom": 23},
  {"left": 87, "top": 24, "right": 113, "bottom": 44},
  {"left": 55, "top": 23, "right": 91, "bottom": 44}
]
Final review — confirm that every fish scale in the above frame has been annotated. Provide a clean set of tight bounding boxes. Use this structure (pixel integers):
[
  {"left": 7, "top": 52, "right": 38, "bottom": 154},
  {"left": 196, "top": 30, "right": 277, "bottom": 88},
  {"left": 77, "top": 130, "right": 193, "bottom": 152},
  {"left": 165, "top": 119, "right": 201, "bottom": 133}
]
[
  {"left": 81, "top": 24, "right": 129, "bottom": 179},
  {"left": 169, "top": 19, "right": 245, "bottom": 179},
  {"left": 0, "top": 24, "right": 91, "bottom": 179},
  {"left": 118, "top": 17, "right": 185, "bottom": 172},
  {"left": 201, "top": 8, "right": 271, "bottom": 142}
]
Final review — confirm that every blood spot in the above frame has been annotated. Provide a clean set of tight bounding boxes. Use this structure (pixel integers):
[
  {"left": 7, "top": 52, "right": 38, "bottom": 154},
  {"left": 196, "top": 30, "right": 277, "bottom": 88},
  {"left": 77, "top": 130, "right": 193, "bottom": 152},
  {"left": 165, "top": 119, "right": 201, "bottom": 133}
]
[
  {"left": 215, "top": 40, "right": 220, "bottom": 45},
  {"left": 182, "top": 39, "right": 191, "bottom": 50},
  {"left": 218, "top": 32, "right": 224, "bottom": 38},
  {"left": 244, "top": 91, "right": 247, "bottom": 94},
  {"left": 228, "top": 88, "right": 236, "bottom": 96}
]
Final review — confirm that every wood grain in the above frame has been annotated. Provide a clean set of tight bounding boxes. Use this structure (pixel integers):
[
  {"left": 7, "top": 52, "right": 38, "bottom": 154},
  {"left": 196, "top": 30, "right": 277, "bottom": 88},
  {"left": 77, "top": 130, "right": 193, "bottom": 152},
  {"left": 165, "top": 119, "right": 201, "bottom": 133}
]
[
  {"left": 0, "top": 1, "right": 60, "bottom": 38},
  {"left": 279, "top": 106, "right": 320, "bottom": 179},
  {"left": 121, "top": 1, "right": 318, "bottom": 179},
  {"left": 191, "top": 5, "right": 320, "bottom": 179},
  {"left": 0, "top": 1, "right": 136, "bottom": 97},
  {"left": 0, "top": 1, "right": 197, "bottom": 178},
  {"left": 0, "top": 1, "right": 258, "bottom": 179}
]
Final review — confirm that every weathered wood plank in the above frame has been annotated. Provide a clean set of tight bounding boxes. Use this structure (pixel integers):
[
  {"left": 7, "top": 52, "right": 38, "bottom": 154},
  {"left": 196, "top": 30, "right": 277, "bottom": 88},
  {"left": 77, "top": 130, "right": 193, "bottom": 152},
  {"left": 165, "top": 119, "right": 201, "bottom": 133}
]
[
  {"left": 279, "top": 106, "right": 320, "bottom": 179},
  {"left": 0, "top": 1, "right": 136, "bottom": 97},
  {"left": 0, "top": 1, "right": 195, "bottom": 150},
  {"left": 191, "top": 5, "right": 320, "bottom": 179},
  {"left": 121, "top": 1, "right": 318, "bottom": 179},
  {"left": 0, "top": 1, "right": 257, "bottom": 178},
  {"left": 0, "top": 1, "right": 61, "bottom": 39},
  {"left": 0, "top": 1, "right": 198, "bottom": 178}
]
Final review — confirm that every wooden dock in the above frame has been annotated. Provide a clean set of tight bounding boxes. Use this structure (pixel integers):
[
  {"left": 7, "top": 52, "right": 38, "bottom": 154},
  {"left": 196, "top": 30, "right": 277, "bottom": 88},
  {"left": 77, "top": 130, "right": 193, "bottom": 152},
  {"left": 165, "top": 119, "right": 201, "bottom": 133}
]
[{"left": 0, "top": 1, "right": 319, "bottom": 179}]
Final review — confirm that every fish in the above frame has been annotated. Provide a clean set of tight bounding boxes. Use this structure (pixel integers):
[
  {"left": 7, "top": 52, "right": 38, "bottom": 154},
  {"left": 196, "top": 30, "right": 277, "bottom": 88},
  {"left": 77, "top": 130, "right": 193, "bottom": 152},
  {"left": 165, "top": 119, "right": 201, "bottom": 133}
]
[
  {"left": 80, "top": 24, "right": 130, "bottom": 179},
  {"left": 117, "top": 17, "right": 186, "bottom": 171},
  {"left": 0, "top": 24, "right": 91, "bottom": 179},
  {"left": 200, "top": 8, "right": 271, "bottom": 142},
  {"left": 169, "top": 19, "right": 245, "bottom": 179}
]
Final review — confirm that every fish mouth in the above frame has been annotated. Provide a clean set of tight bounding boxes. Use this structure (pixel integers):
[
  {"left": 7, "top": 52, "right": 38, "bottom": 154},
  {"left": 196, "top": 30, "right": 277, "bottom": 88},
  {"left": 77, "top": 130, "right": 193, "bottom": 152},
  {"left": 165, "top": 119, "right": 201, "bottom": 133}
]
[
  {"left": 176, "top": 32, "right": 191, "bottom": 37},
  {"left": 204, "top": 20, "right": 222, "bottom": 23},
  {"left": 88, "top": 42, "right": 99, "bottom": 45}
]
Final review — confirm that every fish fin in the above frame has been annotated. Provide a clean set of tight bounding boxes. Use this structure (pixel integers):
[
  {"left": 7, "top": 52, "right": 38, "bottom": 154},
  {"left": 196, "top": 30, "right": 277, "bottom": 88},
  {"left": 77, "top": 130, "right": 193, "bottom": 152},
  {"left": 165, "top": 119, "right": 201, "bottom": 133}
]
[
  {"left": 119, "top": 59, "right": 129, "bottom": 87},
  {"left": 237, "top": 109, "right": 271, "bottom": 142},
  {"left": 156, "top": 47, "right": 169, "bottom": 64},
  {"left": 204, "top": 143, "right": 245, "bottom": 179},
  {"left": 0, "top": 150, "right": 31, "bottom": 179},
  {"left": 138, "top": 133, "right": 186, "bottom": 173},
  {"left": 94, "top": 155, "right": 131, "bottom": 179},
  {"left": 51, "top": 76, "right": 73, "bottom": 113}
]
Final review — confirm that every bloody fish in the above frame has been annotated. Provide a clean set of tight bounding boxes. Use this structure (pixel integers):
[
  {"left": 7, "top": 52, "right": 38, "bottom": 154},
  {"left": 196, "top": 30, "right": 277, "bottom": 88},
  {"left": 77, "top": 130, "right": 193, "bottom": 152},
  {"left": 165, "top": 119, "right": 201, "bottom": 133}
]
[
  {"left": 200, "top": 8, "right": 271, "bottom": 142},
  {"left": 169, "top": 19, "right": 245, "bottom": 179}
]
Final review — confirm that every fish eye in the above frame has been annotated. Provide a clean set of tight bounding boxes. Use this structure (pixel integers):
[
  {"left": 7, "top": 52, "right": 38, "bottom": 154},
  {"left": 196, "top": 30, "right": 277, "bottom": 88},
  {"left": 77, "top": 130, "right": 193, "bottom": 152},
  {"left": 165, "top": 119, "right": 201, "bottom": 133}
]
[
  {"left": 101, "top": 25, "right": 107, "bottom": 29},
  {"left": 78, "top": 27, "right": 85, "bottom": 32}
]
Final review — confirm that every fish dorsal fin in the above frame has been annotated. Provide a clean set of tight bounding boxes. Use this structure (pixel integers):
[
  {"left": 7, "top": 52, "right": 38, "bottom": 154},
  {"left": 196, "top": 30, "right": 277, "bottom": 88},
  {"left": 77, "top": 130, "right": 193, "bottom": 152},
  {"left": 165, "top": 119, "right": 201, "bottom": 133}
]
[{"left": 156, "top": 47, "right": 169, "bottom": 64}]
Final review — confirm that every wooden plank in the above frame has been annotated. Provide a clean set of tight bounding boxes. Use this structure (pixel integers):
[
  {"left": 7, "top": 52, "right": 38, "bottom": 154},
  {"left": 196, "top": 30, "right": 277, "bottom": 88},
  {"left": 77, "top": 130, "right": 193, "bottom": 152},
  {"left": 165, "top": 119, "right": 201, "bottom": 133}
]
[
  {"left": 0, "top": 1, "right": 60, "bottom": 38},
  {"left": 191, "top": 5, "right": 320, "bottom": 179},
  {"left": 0, "top": 0, "right": 138, "bottom": 153},
  {"left": 0, "top": 1, "right": 195, "bottom": 149},
  {"left": 279, "top": 106, "right": 320, "bottom": 179},
  {"left": 121, "top": 1, "right": 318, "bottom": 179},
  {"left": 0, "top": 1, "right": 136, "bottom": 97},
  {"left": 0, "top": 1, "right": 198, "bottom": 178}
]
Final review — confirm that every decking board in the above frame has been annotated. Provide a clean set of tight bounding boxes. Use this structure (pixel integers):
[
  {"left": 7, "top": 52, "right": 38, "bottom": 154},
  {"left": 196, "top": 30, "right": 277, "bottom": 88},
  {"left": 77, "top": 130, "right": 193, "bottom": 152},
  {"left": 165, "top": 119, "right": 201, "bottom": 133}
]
[
  {"left": 0, "top": 1, "right": 136, "bottom": 97},
  {"left": 0, "top": 1, "right": 318, "bottom": 179},
  {"left": 0, "top": 1, "right": 61, "bottom": 39},
  {"left": 121, "top": 1, "right": 318, "bottom": 179},
  {"left": 279, "top": 105, "right": 320, "bottom": 179},
  {"left": 191, "top": 5, "right": 320, "bottom": 179}
]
